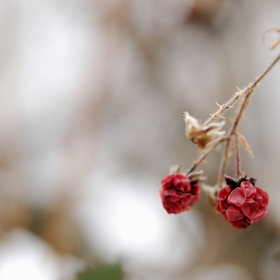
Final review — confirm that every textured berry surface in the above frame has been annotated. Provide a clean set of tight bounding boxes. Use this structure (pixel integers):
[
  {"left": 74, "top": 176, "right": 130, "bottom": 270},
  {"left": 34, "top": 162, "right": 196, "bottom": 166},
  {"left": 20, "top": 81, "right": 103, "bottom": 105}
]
[
  {"left": 216, "top": 180, "right": 269, "bottom": 229},
  {"left": 159, "top": 174, "right": 201, "bottom": 214}
]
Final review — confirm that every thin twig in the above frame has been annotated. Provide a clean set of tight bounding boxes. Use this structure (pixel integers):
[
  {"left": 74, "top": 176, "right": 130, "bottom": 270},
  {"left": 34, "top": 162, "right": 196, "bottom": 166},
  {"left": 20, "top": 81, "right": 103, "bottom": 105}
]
[
  {"left": 186, "top": 139, "right": 224, "bottom": 175},
  {"left": 234, "top": 132, "right": 241, "bottom": 178},
  {"left": 263, "top": 28, "right": 280, "bottom": 50},
  {"left": 204, "top": 91, "right": 244, "bottom": 126},
  {"left": 231, "top": 89, "right": 253, "bottom": 133},
  {"left": 215, "top": 87, "right": 254, "bottom": 189},
  {"left": 218, "top": 137, "right": 231, "bottom": 188},
  {"left": 186, "top": 52, "right": 280, "bottom": 177},
  {"left": 204, "top": 52, "right": 280, "bottom": 126}
]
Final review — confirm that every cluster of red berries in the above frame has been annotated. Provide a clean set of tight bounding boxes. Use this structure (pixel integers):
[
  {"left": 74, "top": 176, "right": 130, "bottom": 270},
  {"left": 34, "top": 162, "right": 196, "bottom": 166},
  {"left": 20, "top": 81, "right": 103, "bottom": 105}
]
[{"left": 159, "top": 173, "right": 269, "bottom": 229}]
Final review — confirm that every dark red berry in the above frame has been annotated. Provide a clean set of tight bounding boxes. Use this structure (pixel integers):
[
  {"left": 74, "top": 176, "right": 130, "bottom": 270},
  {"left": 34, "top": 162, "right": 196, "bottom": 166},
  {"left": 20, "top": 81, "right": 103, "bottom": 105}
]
[{"left": 159, "top": 173, "right": 201, "bottom": 214}]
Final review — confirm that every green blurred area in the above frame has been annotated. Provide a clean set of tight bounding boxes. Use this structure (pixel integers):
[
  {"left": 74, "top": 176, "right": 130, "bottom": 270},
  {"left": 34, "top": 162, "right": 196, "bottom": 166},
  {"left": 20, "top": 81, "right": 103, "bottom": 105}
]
[{"left": 76, "top": 263, "right": 123, "bottom": 280}]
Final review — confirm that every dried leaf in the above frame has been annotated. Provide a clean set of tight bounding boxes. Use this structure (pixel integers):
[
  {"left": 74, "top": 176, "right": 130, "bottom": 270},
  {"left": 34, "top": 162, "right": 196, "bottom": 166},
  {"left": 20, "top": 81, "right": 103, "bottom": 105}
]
[
  {"left": 183, "top": 111, "right": 225, "bottom": 149},
  {"left": 237, "top": 132, "right": 253, "bottom": 157}
]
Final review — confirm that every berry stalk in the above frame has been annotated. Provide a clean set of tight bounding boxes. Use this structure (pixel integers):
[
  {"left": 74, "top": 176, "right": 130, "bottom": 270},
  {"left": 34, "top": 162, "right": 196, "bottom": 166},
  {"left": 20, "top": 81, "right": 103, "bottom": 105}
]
[{"left": 187, "top": 52, "right": 280, "bottom": 180}]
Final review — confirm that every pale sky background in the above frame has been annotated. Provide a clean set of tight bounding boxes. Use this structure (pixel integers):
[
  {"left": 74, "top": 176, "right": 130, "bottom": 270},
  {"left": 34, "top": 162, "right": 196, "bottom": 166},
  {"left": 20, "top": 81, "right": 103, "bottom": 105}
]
[{"left": 0, "top": 1, "right": 280, "bottom": 279}]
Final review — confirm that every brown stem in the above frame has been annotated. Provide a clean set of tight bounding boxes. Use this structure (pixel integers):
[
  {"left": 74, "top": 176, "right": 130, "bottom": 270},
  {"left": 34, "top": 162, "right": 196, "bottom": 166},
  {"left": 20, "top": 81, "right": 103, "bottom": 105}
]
[
  {"left": 216, "top": 88, "right": 254, "bottom": 185},
  {"left": 186, "top": 139, "right": 224, "bottom": 175},
  {"left": 218, "top": 137, "right": 232, "bottom": 188},
  {"left": 186, "top": 52, "right": 280, "bottom": 176},
  {"left": 234, "top": 132, "right": 241, "bottom": 178},
  {"left": 231, "top": 89, "right": 253, "bottom": 133},
  {"left": 204, "top": 52, "right": 280, "bottom": 126},
  {"left": 254, "top": 53, "right": 280, "bottom": 85}
]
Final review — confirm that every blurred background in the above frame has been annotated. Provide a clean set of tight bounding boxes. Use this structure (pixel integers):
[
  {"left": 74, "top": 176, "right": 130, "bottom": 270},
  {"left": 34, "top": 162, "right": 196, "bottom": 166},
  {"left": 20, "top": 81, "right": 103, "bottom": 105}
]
[{"left": 0, "top": 0, "right": 280, "bottom": 279}]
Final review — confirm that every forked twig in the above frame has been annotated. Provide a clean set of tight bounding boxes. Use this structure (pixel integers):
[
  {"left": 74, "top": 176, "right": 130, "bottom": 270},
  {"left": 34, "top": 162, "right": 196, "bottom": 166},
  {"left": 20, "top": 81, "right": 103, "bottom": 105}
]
[{"left": 187, "top": 52, "right": 280, "bottom": 182}]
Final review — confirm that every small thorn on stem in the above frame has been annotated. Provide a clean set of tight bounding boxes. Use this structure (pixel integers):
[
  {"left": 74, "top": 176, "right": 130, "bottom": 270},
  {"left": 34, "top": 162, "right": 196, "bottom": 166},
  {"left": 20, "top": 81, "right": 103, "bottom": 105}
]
[
  {"left": 186, "top": 51, "right": 280, "bottom": 179},
  {"left": 218, "top": 114, "right": 226, "bottom": 119},
  {"left": 215, "top": 102, "right": 222, "bottom": 108}
]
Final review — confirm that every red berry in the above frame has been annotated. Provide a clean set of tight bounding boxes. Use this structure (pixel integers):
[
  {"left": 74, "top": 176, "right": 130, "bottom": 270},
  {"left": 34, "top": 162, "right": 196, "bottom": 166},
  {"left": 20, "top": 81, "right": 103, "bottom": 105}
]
[
  {"left": 159, "top": 174, "right": 201, "bottom": 214},
  {"left": 216, "top": 176, "right": 269, "bottom": 229}
]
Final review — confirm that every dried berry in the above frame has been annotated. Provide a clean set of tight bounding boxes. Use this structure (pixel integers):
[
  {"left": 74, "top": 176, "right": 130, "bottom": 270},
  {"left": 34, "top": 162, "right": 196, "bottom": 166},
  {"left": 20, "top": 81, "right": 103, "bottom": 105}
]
[
  {"left": 159, "top": 173, "right": 201, "bottom": 214},
  {"left": 216, "top": 176, "right": 269, "bottom": 229}
]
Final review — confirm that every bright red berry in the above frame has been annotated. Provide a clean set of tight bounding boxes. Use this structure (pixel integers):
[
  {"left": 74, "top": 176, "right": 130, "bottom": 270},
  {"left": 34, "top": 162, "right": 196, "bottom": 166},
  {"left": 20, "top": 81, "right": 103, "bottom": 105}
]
[
  {"left": 159, "top": 173, "right": 201, "bottom": 214},
  {"left": 216, "top": 176, "right": 269, "bottom": 229}
]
